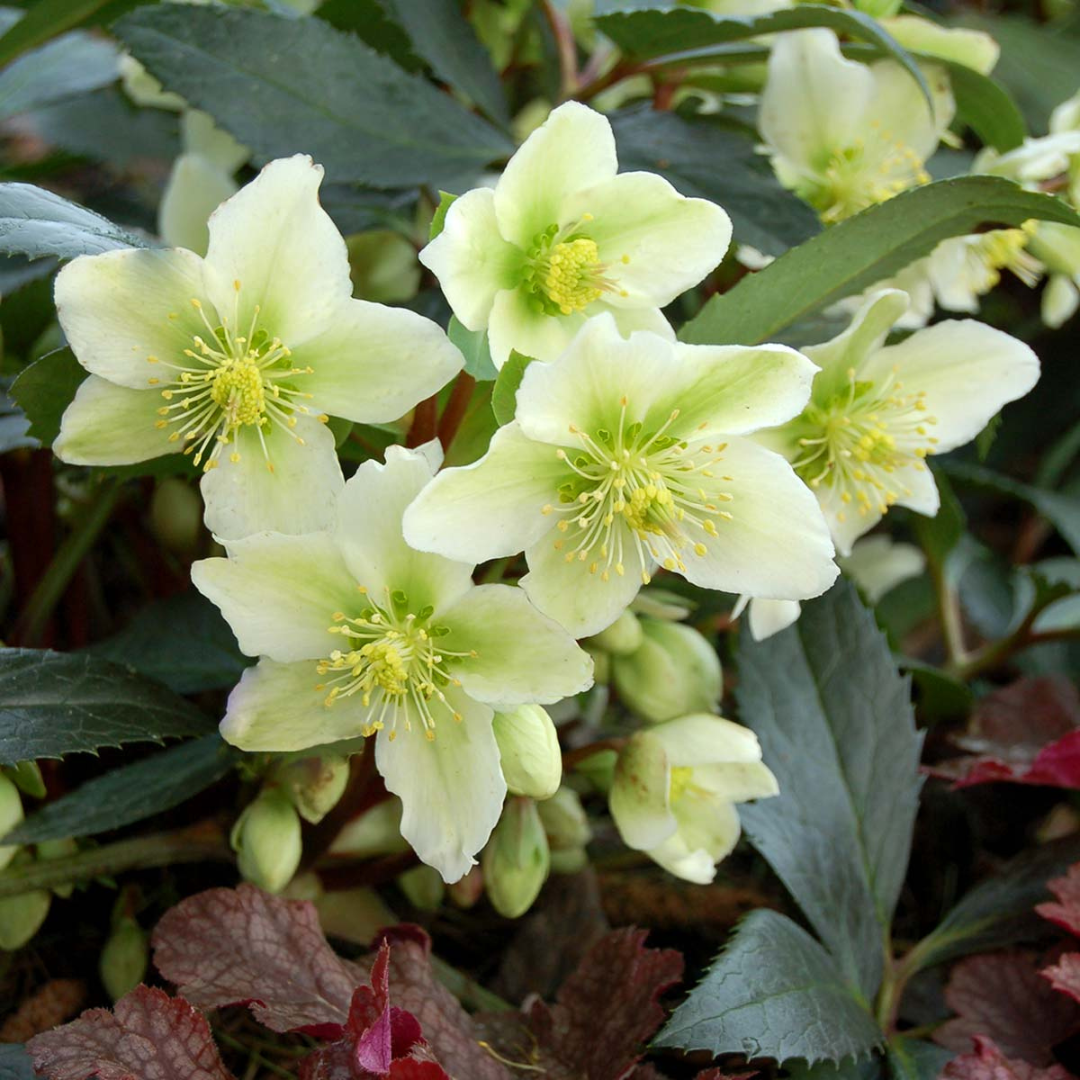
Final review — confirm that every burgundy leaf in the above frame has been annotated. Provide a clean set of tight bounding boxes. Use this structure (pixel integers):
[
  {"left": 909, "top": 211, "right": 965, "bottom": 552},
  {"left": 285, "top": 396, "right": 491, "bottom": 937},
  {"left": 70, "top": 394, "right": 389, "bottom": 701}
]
[
  {"left": 933, "top": 679, "right": 1080, "bottom": 790},
  {"left": 27, "top": 985, "right": 235, "bottom": 1080},
  {"left": 1042, "top": 953, "right": 1080, "bottom": 1005},
  {"left": 941, "top": 1036, "right": 1073, "bottom": 1080},
  {"left": 389, "top": 1061, "right": 453, "bottom": 1080},
  {"left": 935, "top": 951, "right": 1080, "bottom": 1066},
  {"left": 1037, "top": 866, "right": 1080, "bottom": 938},
  {"left": 152, "top": 884, "right": 364, "bottom": 1035},
  {"left": 477, "top": 928, "right": 683, "bottom": 1080}
]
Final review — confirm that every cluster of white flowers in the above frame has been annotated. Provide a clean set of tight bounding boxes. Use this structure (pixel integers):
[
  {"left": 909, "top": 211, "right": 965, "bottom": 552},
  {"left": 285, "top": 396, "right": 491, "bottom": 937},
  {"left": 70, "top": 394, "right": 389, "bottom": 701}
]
[{"left": 52, "top": 99, "right": 1040, "bottom": 887}]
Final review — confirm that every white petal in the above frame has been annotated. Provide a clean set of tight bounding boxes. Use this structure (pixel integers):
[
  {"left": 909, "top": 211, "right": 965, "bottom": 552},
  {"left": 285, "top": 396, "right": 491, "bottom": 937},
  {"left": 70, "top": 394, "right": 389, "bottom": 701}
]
[
  {"left": 204, "top": 155, "right": 351, "bottom": 346},
  {"left": 289, "top": 298, "right": 462, "bottom": 424},
  {"left": 760, "top": 30, "right": 874, "bottom": 174},
  {"left": 159, "top": 153, "right": 238, "bottom": 257},
  {"left": 53, "top": 376, "right": 177, "bottom": 465},
  {"left": 335, "top": 445, "right": 474, "bottom": 614},
  {"left": 610, "top": 731, "right": 675, "bottom": 852},
  {"left": 838, "top": 535, "right": 926, "bottom": 602},
  {"left": 1044, "top": 274, "right": 1080, "bottom": 328},
  {"left": 418, "top": 188, "right": 522, "bottom": 330},
  {"left": 681, "top": 436, "right": 838, "bottom": 600},
  {"left": 748, "top": 597, "right": 802, "bottom": 640},
  {"left": 55, "top": 247, "right": 211, "bottom": 389},
  {"left": 866, "top": 319, "right": 1040, "bottom": 452},
  {"left": 376, "top": 686, "right": 505, "bottom": 883},
  {"left": 648, "top": 798, "right": 742, "bottom": 884},
  {"left": 199, "top": 414, "right": 344, "bottom": 541},
  {"left": 220, "top": 659, "right": 364, "bottom": 752},
  {"left": 692, "top": 761, "right": 780, "bottom": 803},
  {"left": 402, "top": 422, "right": 567, "bottom": 564},
  {"left": 181, "top": 110, "right": 248, "bottom": 175},
  {"left": 815, "top": 477, "right": 885, "bottom": 557},
  {"left": 895, "top": 462, "right": 940, "bottom": 517},
  {"left": 522, "top": 519, "right": 651, "bottom": 638},
  {"left": 487, "top": 285, "right": 584, "bottom": 368},
  {"left": 607, "top": 305, "right": 676, "bottom": 340},
  {"left": 494, "top": 101, "right": 617, "bottom": 249},
  {"left": 191, "top": 531, "right": 356, "bottom": 661},
  {"left": 868, "top": 59, "right": 954, "bottom": 162},
  {"left": 649, "top": 714, "right": 765, "bottom": 767},
  {"left": 439, "top": 584, "right": 594, "bottom": 705},
  {"left": 562, "top": 171, "right": 731, "bottom": 307}
]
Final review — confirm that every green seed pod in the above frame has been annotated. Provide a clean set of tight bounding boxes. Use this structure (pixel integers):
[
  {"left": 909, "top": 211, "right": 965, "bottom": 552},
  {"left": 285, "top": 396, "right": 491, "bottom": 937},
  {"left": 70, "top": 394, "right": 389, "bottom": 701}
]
[
  {"left": 482, "top": 798, "right": 550, "bottom": 919},
  {"left": 493, "top": 705, "right": 562, "bottom": 800},
  {"left": 3, "top": 761, "right": 46, "bottom": 799}
]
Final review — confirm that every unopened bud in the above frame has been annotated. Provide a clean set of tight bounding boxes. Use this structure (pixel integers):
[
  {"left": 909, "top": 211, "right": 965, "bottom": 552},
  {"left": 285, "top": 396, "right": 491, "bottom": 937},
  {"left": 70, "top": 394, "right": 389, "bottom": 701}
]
[
  {"left": 482, "top": 798, "right": 550, "bottom": 919},
  {"left": 573, "top": 749, "right": 618, "bottom": 795},
  {"left": 0, "top": 774, "right": 24, "bottom": 873},
  {"left": 0, "top": 852, "right": 49, "bottom": 949},
  {"left": 588, "top": 610, "right": 643, "bottom": 656},
  {"left": 398, "top": 864, "right": 445, "bottom": 911},
  {"left": 231, "top": 788, "right": 302, "bottom": 894},
  {"left": 3, "top": 761, "right": 45, "bottom": 799},
  {"left": 100, "top": 916, "right": 149, "bottom": 1001},
  {"left": 149, "top": 478, "right": 204, "bottom": 555},
  {"left": 38, "top": 838, "right": 78, "bottom": 898},
  {"left": 612, "top": 617, "right": 721, "bottom": 723},
  {"left": 537, "top": 786, "right": 591, "bottom": 851},
  {"left": 493, "top": 705, "right": 562, "bottom": 800},
  {"left": 329, "top": 798, "right": 410, "bottom": 859},
  {"left": 448, "top": 866, "right": 484, "bottom": 909},
  {"left": 277, "top": 754, "right": 350, "bottom": 824},
  {"left": 549, "top": 846, "right": 588, "bottom": 874}
]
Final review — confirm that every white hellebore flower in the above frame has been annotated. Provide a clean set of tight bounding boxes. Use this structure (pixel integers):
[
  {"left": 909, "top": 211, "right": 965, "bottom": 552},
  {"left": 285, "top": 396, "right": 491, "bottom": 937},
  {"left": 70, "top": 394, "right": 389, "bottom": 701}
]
[
  {"left": 610, "top": 714, "right": 778, "bottom": 884},
  {"left": 757, "top": 289, "right": 1040, "bottom": 557},
  {"left": 419, "top": 101, "right": 732, "bottom": 368},
  {"left": 403, "top": 313, "right": 838, "bottom": 638},
  {"left": 733, "top": 532, "right": 927, "bottom": 640},
  {"left": 54, "top": 155, "right": 462, "bottom": 541},
  {"left": 192, "top": 444, "right": 593, "bottom": 882},
  {"left": 760, "top": 29, "right": 954, "bottom": 223}
]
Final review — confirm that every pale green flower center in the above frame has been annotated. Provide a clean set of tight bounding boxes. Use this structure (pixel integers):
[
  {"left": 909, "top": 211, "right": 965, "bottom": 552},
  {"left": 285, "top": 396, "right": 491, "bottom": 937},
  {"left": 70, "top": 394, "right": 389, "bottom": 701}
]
[
  {"left": 316, "top": 587, "right": 477, "bottom": 742},
  {"left": 542, "top": 398, "right": 734, "bottom": 584},
  {"left": 792, "top": 367, "right": 938, "bottom": 524},
  {"left": 520, "top": 217, "right": 629, "bottom": 316},
  {"left": 669, "top": 765, "right": 696, "bottom": 802},
  {"left": 149, "top": 284, "right": 325, "bottom": 473},
  {"left": 969, "top": 227, "right": 1043, "bottom": 289},
  {"left": 798, "top": 124, "right": 931, "bottom": 224}
]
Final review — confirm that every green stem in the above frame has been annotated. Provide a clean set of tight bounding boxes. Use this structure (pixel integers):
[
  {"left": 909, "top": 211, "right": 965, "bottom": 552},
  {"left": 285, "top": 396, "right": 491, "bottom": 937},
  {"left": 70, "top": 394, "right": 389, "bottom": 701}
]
[
  {"left": 432, "top": 956, "right": 513, "bottom": 1014},
  {"left": 929, "top": 559, "right": 967, "bottom": 671},
  {"left": 15, "top": 478, "right": 123, "bottom": 647},
  {"left": 0, "top": 824, "right": 232, "bottom": 897}
]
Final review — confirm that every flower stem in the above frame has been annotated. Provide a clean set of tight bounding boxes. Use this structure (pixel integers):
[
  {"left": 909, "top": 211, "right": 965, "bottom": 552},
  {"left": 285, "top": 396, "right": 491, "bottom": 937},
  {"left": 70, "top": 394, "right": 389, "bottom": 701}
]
[
  {"left": 437, "top": 372, "right": 476, "bottom": 452},
  {"left": 406, "top": 394, "right": 439, "bottom": 448}
]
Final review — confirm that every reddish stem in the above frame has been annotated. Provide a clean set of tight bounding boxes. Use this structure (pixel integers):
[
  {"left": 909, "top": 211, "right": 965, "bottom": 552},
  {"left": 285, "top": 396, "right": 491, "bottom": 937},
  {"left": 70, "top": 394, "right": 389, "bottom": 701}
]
[
  {"left": 437, "top": 372, "right": 476, "bottom": 451},
  {"left": 406, "top": 395, "right": 439, "bottom": 448}
]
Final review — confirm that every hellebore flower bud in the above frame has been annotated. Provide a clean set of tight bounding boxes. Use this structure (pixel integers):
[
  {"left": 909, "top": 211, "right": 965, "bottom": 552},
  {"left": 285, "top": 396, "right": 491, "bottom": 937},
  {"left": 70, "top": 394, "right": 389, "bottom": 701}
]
[
  {"left": 482, "top": 798, "right": 550, "bottom": 919},
  {"left": 3, "top": 761, "right": 46, "bottom": 799},
  {"left": 537, "top": 786, "right": 591, "bottom": 851},
  {"left": 587, "top": 610, "right": 643, "bottom": 656},
  {"left": 398, "top": 865, "right": 445, "bottom": 911},
  {"left": 277, "top": 754, "right": 350, "bottom": 824},
  {"left": 493, "top": 705, "right": 562, "bottom": 800},
  {"left": 0, "top": 774, "right": 24, "bottom": 874},
  {"left": 0, "top": 852, "right": 49, "bottom": 950},
  {"left": 100, "top": 916, "right": 149, "bottom": 1002},
  {"left": 231, "top": 788, "right": 302, "bottom": 894},
  {"left": 612, "top": 618, "right": 721, "bottom": 723}
]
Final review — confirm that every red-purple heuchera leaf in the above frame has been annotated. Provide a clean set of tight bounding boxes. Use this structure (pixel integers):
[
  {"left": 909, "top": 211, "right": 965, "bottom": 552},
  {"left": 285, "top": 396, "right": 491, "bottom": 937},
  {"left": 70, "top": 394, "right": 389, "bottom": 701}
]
[
  {"left": 300, "top": 941, "right": 448, "bottom": 1080},
  {"left": 26, "top": 985, "right": 235, "bottom": 1080},
  {"left": 934, "top": 950, "right": 1080, "bottom": 1066},
  {"left": 477, "top": 927, "right": 683, "bottom": 1080},
  {"left": 152, "top": 883, "right": 365, "bottom": 1036},
  {"left": 1042, "top": 952, "right": 1080, "bottom": 1006},
  {"left": 941, "top": 1036, "right": 1074, "bottom": 1080},
  {"left": 1037, "top": 866, "right": 1080, "bottom": 938},
  {"left": 932, "top": 678, "right": 1080, "bottom": 789}
]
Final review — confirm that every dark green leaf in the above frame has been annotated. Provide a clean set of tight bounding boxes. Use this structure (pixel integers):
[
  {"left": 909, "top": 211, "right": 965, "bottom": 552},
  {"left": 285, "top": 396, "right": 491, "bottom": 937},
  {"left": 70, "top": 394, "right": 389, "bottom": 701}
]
[
  {"left": 0, "top": 647, "right": 214, "bottom": 766},
  {"left": 116, "top": 5, "right": 514, "bottom": 191},
  {"left": 595, "top": 4, "right": 931, "bottom": 107},
  {"left": 0, "top": 183, "right": 148, "bottom": 261},
  {"left": 0, "top": 0, "right": 147, "bottom": 66},
  {"left": 316, "top": 0, "right": 423, "bottom": 70},
  {"left": 900, "top": 658, "right": 973, "bottom": 722},
  {"left": 0, "top": 31, "right": 118, "bottom": 122},
  {"left": 0, "top": 386, "right": 34, "bottom": 454},
  {"left": 87, "top": 591, "right": 252, "bottom": 695},
  {"left": 944, "top": 460, "right": 1080, "bottom": 557},
  {"left": 0, "top": 1044, "right": 35, "bottom": 1080},
  {"left": 681, "top": 177, "right": 1080, "bottom": 346},
  {"left": 4, "top": 734, "right": 236, "bottom": 844},
  {"left": 655, "top": 909, "right": 883, "bottom": 1064},
  {"left": 447, "top": 316, "right": 497, "bottom": 382},
  {"left": 429, "top": 190, "right": 458, "bottom": 241},
  {"left": 491, "top": 350, "right": 534, "bottom": 426},
  {"left": 907, "top": 835, "right": 1080, "bottom": 972},
  {"left": 9, "top": 347, "right": 86, "bottom": 447},
  {"left": 736, "top": 581, "right": 922, "bottom": 997},
  {"left": 886, "top": 1037, "right": 954, "bottom": 1080},
  {"left": 610, "top": 108, "right": 819, "bottom": 257}
]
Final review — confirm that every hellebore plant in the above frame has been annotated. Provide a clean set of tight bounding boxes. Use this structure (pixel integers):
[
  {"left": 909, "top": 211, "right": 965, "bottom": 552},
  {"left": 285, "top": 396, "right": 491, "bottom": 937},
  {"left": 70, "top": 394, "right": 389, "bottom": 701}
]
[
  {"left": 404, "top": 313, "right": 838, "bottom": 637},
  {"left": 610, "top": 714, "right": 778, "bottom": 884},
  {"left": 760, "top": 29, "right": 954, "bottom": 223},
  {"left": 54, "top": 155, "right": 462, "bottom": 540},
  {"left": 419, "top": 101, "right": 732, "bottom": 368},
  {"left": 756, "top": 289, "right": 1041, "bottom": 557},
  {"left": 193, "top": 444, "right": 593, "bottom": 882}
]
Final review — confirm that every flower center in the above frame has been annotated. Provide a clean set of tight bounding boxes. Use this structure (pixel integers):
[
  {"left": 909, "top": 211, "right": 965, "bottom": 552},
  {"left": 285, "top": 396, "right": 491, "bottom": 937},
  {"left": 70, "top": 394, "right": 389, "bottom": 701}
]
[
  {"left": 315, "top": 587, "right": 478, "bottom": 742},
  {"left": 669, "top": 766, "right": 695, "bottom": 802},
  {"left": 148, "top": 282, "right": 326, "bottom": 473},
  {"left": 969, "top": 227, "right": 1043, "bottom": 290},
  {"left": 792, "top": 367, "right": 938, "bottom": 523},
  {"left": 798, "top": 124, "right": 931, "bottom": 223},
  {"left": 541, "top": 397, "right": 734, "bottom": 584},
  {"left": 520, "top": 217, "right": 629, "bottom": 316}
]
